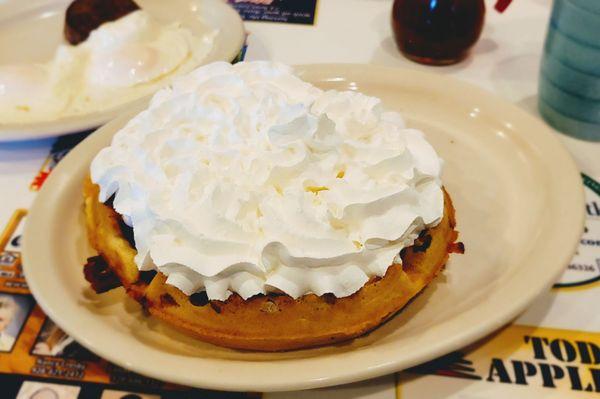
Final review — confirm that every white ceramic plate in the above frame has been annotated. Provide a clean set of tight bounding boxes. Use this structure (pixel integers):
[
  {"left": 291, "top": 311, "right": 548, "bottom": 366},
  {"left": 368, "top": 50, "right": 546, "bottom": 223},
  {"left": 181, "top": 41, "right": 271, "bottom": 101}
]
[
  {"left": 23, "top": 64, "right": 584, "bottom": 392},
  {"left": 0, "top": 0, "right": 244, "bottom": 142}
]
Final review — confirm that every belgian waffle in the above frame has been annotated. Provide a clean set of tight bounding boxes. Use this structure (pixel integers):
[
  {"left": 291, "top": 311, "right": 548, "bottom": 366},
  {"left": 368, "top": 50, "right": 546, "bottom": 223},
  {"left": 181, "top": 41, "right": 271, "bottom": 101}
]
[{"left": 83, "top": 176, "right": 462, "bottom": 351}]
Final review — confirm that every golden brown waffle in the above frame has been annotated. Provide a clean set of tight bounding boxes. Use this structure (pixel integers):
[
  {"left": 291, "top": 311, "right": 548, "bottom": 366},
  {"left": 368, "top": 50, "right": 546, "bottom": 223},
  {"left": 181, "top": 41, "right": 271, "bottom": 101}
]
[{"left": 83, "top": 176, "right": 461, "bottom": 351}]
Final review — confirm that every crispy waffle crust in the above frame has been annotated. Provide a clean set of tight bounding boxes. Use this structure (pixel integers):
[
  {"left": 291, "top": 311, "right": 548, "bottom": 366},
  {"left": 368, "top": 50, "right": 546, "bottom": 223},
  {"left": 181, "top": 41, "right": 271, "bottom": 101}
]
[{"left": 83, "top": 176, "right": 461, "bottom": 351}]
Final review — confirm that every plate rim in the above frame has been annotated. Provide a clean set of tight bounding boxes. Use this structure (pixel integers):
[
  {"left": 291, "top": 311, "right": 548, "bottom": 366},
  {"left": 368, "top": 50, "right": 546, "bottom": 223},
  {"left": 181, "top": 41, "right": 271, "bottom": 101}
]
[
  {"left": 23, "top": 63, "right": 585, "bottom": 392},
  {"left": 0, "top": 0, "right": 245, "bottom": 143}
]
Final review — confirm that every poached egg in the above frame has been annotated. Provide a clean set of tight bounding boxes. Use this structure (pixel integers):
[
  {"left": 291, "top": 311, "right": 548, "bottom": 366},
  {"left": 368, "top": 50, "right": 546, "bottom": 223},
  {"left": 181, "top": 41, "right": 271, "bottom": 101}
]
[{"left": 0, "top": 10, "right": 216, "bottom": 124}]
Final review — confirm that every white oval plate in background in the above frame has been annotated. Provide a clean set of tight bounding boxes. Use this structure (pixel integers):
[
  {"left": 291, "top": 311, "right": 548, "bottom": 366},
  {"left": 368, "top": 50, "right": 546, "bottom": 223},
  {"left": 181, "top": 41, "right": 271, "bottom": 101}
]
[
  {"left": 23, "top": 64, "right": 584, "bottom": 392},
  {"left": 0, "top": 0, "right": 245, "bottom": 142}
]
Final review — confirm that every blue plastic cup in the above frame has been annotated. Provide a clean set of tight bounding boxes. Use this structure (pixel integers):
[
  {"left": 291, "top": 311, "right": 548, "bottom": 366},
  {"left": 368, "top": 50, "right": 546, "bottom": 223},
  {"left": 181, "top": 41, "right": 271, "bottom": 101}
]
[{"left": 538, "top": 0, "right": 600, "bottom": 141}]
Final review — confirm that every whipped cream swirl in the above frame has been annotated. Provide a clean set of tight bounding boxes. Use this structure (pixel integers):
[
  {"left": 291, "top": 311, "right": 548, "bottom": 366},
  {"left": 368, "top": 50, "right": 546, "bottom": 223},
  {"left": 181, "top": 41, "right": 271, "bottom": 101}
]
[{"left": 91, "top": 61, "right": 444, "bottom": 301}]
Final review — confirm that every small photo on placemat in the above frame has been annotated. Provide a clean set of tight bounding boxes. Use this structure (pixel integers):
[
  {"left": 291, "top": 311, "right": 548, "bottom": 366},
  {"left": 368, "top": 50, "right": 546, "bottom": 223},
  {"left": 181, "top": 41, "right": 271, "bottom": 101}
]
[
  {"left": 16, "top": 381, "right": 81, "bottom": 399},
  {"left": 0, "top": 293, "right": 34, "bottom": 353}
]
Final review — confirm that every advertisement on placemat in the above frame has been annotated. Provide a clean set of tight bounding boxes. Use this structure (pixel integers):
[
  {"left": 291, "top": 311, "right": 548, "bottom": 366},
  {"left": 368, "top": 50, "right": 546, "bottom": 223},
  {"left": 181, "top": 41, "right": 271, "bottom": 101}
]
[
  {"left": 554, "top": 174, "right": 600, "bottom": 290},
  {"left": 398, "top": 325, "right": 600, "bottom": 397},
  {"left": 227, "top": 0, "right": 318, "bottom": 25}
]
